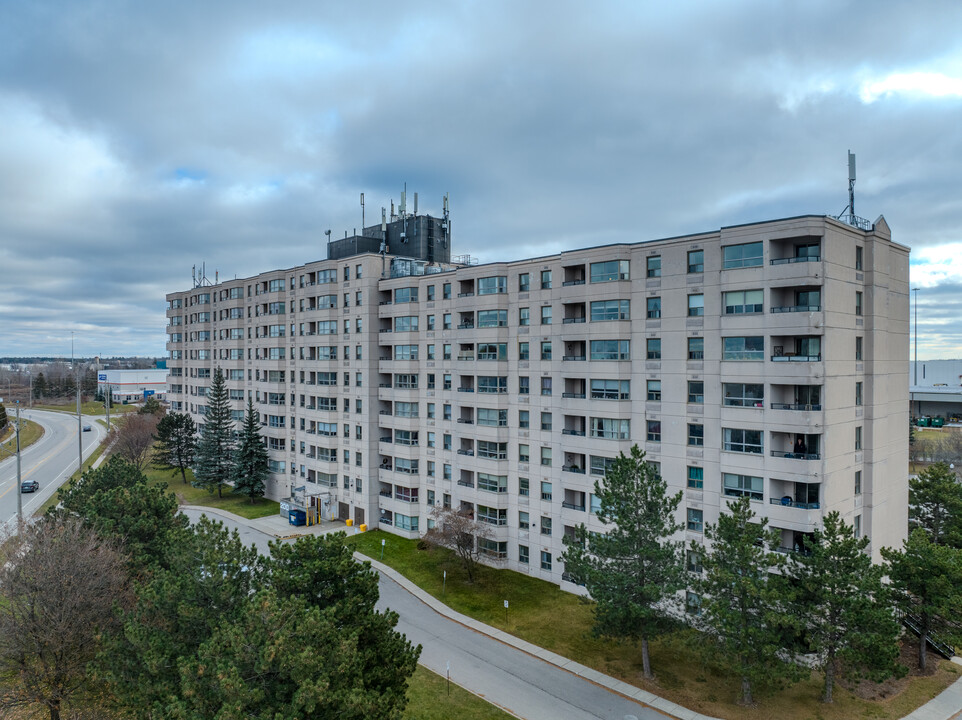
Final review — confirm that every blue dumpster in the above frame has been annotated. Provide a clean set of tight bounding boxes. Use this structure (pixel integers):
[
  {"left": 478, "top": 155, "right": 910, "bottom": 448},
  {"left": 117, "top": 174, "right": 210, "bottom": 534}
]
[{"left": 289, "top": 509, "right": 306, "bottom": 526}]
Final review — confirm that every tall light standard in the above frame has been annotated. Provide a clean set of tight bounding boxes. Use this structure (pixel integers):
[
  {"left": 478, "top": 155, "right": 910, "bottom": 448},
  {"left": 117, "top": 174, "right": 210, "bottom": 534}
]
[{"left": 912, "top": 287, "right": 920, "bottom": 386}]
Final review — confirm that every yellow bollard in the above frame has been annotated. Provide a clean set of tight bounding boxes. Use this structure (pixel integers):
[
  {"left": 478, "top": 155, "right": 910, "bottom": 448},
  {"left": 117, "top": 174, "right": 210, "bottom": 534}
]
[
  {"left": 359, "top": 523, "right": 367, "bottom": 532},
  {"left": 346, "top": 518, "right": 353, "bottom": 527}
]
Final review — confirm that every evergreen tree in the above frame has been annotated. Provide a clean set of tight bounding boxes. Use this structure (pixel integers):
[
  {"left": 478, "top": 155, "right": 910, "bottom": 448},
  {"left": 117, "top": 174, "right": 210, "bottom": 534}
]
[
  {"left": 154, "top": 412, "right": 197, "bottom": 484},
  {"left": 788, "top": 512, "right": 903, "bottom": 703},
  {"left": 560, "top": 444, "right": 683, "bottom": 679},
  {"left": 909, "top": 462, "right": 962, "bottom": 548},
  {"left": 0, "top": 403, "right": 7, "bottom": 432},
  {"left": 693, "top": 497, "right": 802, "bottom": 705},
  {"left": 882, "top": 529, "right": 962, "bottom": 671},
  {"left": 193, "top": 367, "right": 234, "bottom": 498},
  {"left": 231, "top": 397, "right": 268, "bottom": 503},
  {"left": 139, "top": 395, "right": 164, "bottom": 416},
  {"left": 33, "top": 372, "right": 47, "bottom": 400}
]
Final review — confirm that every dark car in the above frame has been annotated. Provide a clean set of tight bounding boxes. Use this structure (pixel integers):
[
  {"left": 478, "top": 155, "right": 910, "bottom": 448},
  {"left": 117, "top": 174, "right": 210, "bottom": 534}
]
[
  {"left": 21, "top": 480, "right": 39, "bottom": 493},
  {"left": 82, "top": 424, "right": 92, "bottom": 432}
]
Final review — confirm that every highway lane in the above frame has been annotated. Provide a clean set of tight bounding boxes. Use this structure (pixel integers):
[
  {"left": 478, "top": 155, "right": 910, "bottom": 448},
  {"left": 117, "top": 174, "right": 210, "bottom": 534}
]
[
  {"left": 181, "top": 509, "right": 662, "bottom": 720},
  {"left": 0, "top": 409, "right": 108, "bottom": 528}
]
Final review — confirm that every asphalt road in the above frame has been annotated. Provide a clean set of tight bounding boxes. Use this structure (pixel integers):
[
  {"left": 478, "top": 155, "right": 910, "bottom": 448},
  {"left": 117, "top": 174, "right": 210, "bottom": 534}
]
[
  {"left": 0, "top": 409, "right": 108, "bottom": 529},
  {"left": 181, "top": 508, "right": 661, "bottom": 720}
]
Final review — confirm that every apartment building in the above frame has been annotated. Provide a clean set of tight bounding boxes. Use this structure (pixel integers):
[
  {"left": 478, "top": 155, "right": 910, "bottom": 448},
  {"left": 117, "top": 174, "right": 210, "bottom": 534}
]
[{"left": 166, "top": 212, "right": 909, "bottom": 585}]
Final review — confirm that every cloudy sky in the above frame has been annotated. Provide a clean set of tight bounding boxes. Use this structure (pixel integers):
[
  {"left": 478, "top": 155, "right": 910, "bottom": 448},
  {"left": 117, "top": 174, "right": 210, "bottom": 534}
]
[{"left": 1, "top": 0, "right": 960, "bottom": 358}]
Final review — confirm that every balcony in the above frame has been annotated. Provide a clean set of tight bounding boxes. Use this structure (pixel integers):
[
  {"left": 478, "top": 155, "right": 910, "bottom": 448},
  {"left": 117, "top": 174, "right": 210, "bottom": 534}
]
[
  {"left": 562, "top": 465, "right": 586, "bottom": 475},
  {"left": 770, "top": 403, "right": 822, "bottom": 411},
  {"left": 770, "top": 255, "right": 820, "bottom": 266},
  {"left": 561, "top": 429, "right": 586, "bottom": 437},
  {"left": 770, "top": 450, "right": 820, "bottom": 461},
  {"left": 562, "top": 392, "right": 586, "bottom": 399},
  {"left": 769, "top": 497, "right": 820, "bottom": 510},
  {"left": 563, "top": 355, "right": 586, "bottom": 362},
  {"left": 771, "top": 304, "right": 821, "bottom": 313},
  {"left": 771, "top": 354, "right": 821, "bottom": 362}
]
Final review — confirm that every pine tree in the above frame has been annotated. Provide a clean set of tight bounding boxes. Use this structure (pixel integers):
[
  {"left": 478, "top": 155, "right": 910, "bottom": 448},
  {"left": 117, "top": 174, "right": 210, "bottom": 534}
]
[
  {"left": 153, "top": 412, "right": 197, "bottom": 484},
  {"left": 788, "top": 512, "right": 903, "bottom": 703},
  {"left": 693, "top": 497, "right": 802, "bottom": 705},
  {"left": 909, "top": 462, "right": 962, "bottom": 548},
  {"left": 560, "top": 444, "right": 683, "bottom": 679},
  {"left": 0, "top": 403, "right": 7, "bottom": 432},
  {"left": 193, "top": 368, "right": 235, "bottom": 498},
  {"left": 33, "top": 372, "right": 47, "bottom": 400},
  {"left": 231, "top": 397, "right": 268, "bottom": 503}
]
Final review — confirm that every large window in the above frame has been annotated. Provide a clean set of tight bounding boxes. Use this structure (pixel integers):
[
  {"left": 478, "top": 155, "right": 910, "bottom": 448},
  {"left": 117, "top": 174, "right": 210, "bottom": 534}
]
[
  {"left": 394, "top": 402, "right": 418, "bottom": 418},
  {"left": 590, "top": 455, "right": 615, "bottom": 477},
  {"left": 590, "top": 260, "right": 630, "bottom": 283},
  {"left": 590, "top": 418, "right": 630, "bottom": 440},
  {"left": 723, "top": 428, "right": 763, "bottom": 454},
  {"left": 394, "top": 514, "right": 419, "bottom": 532},
  {"left": 723, "top": 383, "right": 764, "bottom": 407},
  {"left": 591, "top": 379, "right": 630, "bottom": 400},
  {"left": 478, "top": 276, "right": 507, "bottom": 295},
  {"left": 394, "top": 345, "right": 419, "bottom": 360},
  {"left": 394, "top": 287, "right": 418, "bottom": 303},
  {"left": 722, "top": 241, "right": 763, "bottom": 269},
  {"left": 590, "top": 299, "right": 630, "bottom": 321},
  {"left": 588, "top": 339, "right": 629, "bottom": 361},
  {"left": 477, "top": 408, "right": 507, "bottom": 427},
  {"left": 723, "top": 336, "right": 764, "bottom": 361},
  {"left": 478, "top": 473, "right": 508, "bottom": 492},
  {"left": 478, "top": 310, "right": 508, "bottom": 328},
  {"left": 478, "top": 442, "right": 508, "bottom": 460},
  {"left": 477, "top": 506, "right": 507, "bottom": 526},
  {"left": 478, "top": 376, "right": 508, "bottom": 394},
  {"left": 394, "top": 316, "right": 418, "bottom": 332},
  {"left": 723, "top": 473, "right": 763, "bottom": 501},
  {"left": 724, "top": 290, "right": 763, "bottom": 314}
]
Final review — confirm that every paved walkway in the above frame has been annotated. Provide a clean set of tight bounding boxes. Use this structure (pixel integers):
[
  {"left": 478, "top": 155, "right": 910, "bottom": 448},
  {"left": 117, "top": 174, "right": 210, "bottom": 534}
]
[{"left": 182, "top": 506, "right": 962, "bottom": 720}]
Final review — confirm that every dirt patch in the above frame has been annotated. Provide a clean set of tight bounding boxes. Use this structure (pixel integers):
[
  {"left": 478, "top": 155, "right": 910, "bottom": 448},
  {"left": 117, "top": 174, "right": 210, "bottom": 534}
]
[{"left": 840, "top": 635, "right": 944, "bottom": 701}]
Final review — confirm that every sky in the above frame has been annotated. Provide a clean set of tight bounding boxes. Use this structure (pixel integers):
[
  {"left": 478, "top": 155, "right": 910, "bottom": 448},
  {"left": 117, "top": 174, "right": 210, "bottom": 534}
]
[{"left": 0, "top": 0, "right": 960, "bottom": 359}]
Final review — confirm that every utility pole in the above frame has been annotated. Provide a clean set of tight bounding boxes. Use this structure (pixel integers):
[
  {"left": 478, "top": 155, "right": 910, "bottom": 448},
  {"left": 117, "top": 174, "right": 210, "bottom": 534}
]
[
  {"left": 16, "top": 404, "right": 23, "bottom": 524},
  {"left": 912, "top": 288, "right": 919, "bottom": 386},
  {"left": 77, "top": 374, "right": 84, "bottom": 474},
  {"left": 105, "top": 384, "right": 111, "bottom": 430}
]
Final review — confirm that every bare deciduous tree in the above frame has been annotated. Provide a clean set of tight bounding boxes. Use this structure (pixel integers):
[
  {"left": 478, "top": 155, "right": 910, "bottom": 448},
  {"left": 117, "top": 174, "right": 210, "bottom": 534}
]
[
  {"left": 424, "top": 505, "right": 493, "bottom": 582},
  {"left": 0, "top": 517, "right": 131, "bottom": 720},
  {"left": 112, "top": 412, "right": 160, "bottom": 471}
]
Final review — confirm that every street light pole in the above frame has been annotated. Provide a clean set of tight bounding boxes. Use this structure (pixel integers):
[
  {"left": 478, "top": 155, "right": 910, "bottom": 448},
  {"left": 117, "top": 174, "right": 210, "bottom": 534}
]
[
  {"left": 16, "top": 403, "right": 23, "bottom": 524},
  {"left": 912, "top": 288, "right": 919, "bottom": 386}
]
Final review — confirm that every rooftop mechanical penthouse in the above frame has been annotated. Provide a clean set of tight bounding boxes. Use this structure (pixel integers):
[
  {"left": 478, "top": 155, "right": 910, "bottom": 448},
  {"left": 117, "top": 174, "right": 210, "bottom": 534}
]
[{"left": 166, "top": 208, "right": 909, "bottom": 586}]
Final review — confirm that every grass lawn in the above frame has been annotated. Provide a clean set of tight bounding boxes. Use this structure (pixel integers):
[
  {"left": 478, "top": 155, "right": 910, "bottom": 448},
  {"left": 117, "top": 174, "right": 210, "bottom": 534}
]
[
  {"left": 144, "top": 464, "right": 280, "bottom": 519},
  {"left": 31, "top": 400, "right": 138, "bottom": 416},
  {"left": 404, "top": 666, "right": 513, "bottom": 720},
  {"left": 349, "top": 531, "right": 960, "bottom": 720},
  {"left": 0, "top": 419, "right": 44, "bottom": 458}
]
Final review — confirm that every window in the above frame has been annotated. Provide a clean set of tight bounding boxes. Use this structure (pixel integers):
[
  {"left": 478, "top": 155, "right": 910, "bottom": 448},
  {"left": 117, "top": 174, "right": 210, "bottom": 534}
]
[
  {"left": 394, "top": 287, "right": 418, "bottom": 303},
  {"left": 478, "top": 276, "right": 507, "bottom": 295},
  {"left": 478, "top": 376, "right": 507, "bottom": 394},
  {"left": 518, "top": 410, "right": 529, "bottom": 428},
  {"left": 442, "top": 283, "right": 451, "bottom": 299},
  {"left": 647, "top": 338, "right": 661, "bottom": 360},
  {"left": 540, "top": 412, "right": 552, "bottom": 431},
  {"left": 855, "top": 426, "right": 862, "bottom": 451},
  {"left": 591, "top": 379, "right": 630, "bottom": 400},
  {"left": 519, "top": 444, "right": 530, "bottom": 463},
  {"left": 394, "top": 345, "right": 418, "bottom": 360},
  {"left": 443, "top": 404, "right": 451, "bottom": 420},
  {"left": 687, "top": 508, "right": 703, "bottom": 532},
  {"left": 686, "top": 550, "right": 703, "bottom": 574},
  {"left": 478, "top": 309, "right": 507, "bottom": 328},
  {"left": 540, "top": 481, "right": 552, "bottom": 500},
  {"left": 519, "top": 273, "right": 530, "bottom": 291},
  {"left": 688, "top": 337, "right": 704, "bottom": 360},
  {"left": 443, "top": 313, "right": 452, "bottom": 330},
  {"left": 478, "top": 343, "right": 506, "bottom": 360},
  {"left": 723, "top": 336, "right": 764, "bottom": 361},
  {"left": 519, "top": 307, "right": 530, "bottom": 326},
  {"left": 519, "top": 510, "right": 529, "bottom": 527},
  {"left": 723, "top": 473, "right": 763, "bottom": 501},
  {"left": 541, "top": 447, "right": 552, "bottom": 466},
  {"left": 519, "top": 545, "right": 529, "bottom": 564},
  {"left": 855, "top": 291, "right": 863, "bottom": 316},
  {"left": 687, "top": 466, "right": 704, "bottom": 489},
  {"left": 856, "top": 336, "right": 863, "bottom": 361},
  {"left": 478, "top": 473, "right": 507, "bottom": 492},
  {"left": 646, "top": 297, "right": 661, "bottom": 319},
  {"left": 590, "top": 340, "right": 630, "bottom": 360},
  {"left": 541, "top": 551, "right": 552, "bottom": 571},
  {"left": 541, "top": 270, "right": 552, "bottom": 289},
  {"left": 519, "top": 477, "right": 530, "bottom": 497},
  {"left": 723, "top": 428, "right": 763, "bottom": 454},
  {"left": 646, "top": 420, "right": 661, "bottom": 442},
  {"left": 590, "top": 260, "right": 629, "bottom": 283},
  {"left": 687, "top": 381, "right": 704, "bottom": 404},
  {"left": 540, "top": 377, "right": 552, "bottom": 396},
  {"left": 688, "top": 424, "right": 704, "bottom": 446},
  {"left": 723, "top": 290, "right": 763, "bottom": 314},
  {"left": 722, "top": 241, "right": 763, "bottom": 269},
  {"left": 519, "top": 376, "right": 529, "bottom": 395},
  {"left": 478, "top": 506, "right": 507, "bottom": 526},
  {"left": 688, "top": 294, "right": 704, "bottom": 317},
  {"left": 590, "top": 417, "right": 630, "bottom": 440},
  {"left": 519, "top": 342, "right": 530, "bottom": 360},
  {"left": 855, "top": 381, "right": 863, "bottom": 406},
  {"left": 590, "top": 299, "right": 630, "bottom": 321},
  {"left": 688, "top": 249, "right": 704, "bottom": 273},
  {"left": 443, "top": 344, "right": 452, "bottom": 360},
  {"left": 723, "top": 383, "right": 764, "bottom": 407},
  {"left": 590, "top": 455, "right": 615, "bottom": 477},
  {"left": 855, "top": 246, "right": 863, "bottom": 271},
  {"left": 646, "top": 256, "right": 661, "bottom": 278},
  {"left": 427, "top": 344, "right": 435, "bottom": 360},
  {"left": 854, "top": 514, "right": 862, "bottom": 538},
  {"left": 394, "top": 316, "right": 418, "bottom": 332},
  {"left": 478, "top": 408, "right": 507, "bottom": 427},
  {"left": 426, "top": 285, "right": 435, "bottom": 301},
  {"left": 855, "top": 470, "right": 862, "bottom": 495},
  {"left": 541, "top": 341, "right": 552, "bottom": 360},
  {"left": 394, "top": 514, "right": 419, "bottom": 532},
  {"left": 646, "top": 380, "right": 661, "bottom": 401},
  {"left": 541, "top": 306, "right": 552, "bottom": 325},
  {"left": 540, "top": 516, "right": 552, "bottom": 535}
]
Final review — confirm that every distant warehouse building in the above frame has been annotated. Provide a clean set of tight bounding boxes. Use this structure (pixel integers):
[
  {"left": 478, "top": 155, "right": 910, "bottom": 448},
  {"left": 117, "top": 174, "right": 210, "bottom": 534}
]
[
  {"left": 98, "top": 369, "right": 168, "bottom": 404},
  {"left": 910, "top": 359, "right": 962, "bottom": 421}
]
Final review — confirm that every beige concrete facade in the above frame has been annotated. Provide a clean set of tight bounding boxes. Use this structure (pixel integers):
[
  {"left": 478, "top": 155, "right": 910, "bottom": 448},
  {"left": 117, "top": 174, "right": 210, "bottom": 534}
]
[{"left": 166, "top": 213, "right": 909, "bottom": 584}]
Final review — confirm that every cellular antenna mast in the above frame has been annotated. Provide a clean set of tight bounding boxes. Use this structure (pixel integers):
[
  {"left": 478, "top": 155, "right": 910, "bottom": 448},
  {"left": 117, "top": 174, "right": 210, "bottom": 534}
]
[
  {"left": 360, "top": 192, "right": 365, "bottom": 230},
  {"left": 848, "top": 150, "right": 856, "bottom": 219}
]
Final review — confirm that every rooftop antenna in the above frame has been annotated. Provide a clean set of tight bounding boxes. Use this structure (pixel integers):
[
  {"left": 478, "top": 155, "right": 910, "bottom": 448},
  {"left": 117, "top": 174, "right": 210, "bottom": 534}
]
[
  {"left": 360, "top": 192, "right": 365, "bottom": 230},
  {"left": 848, "top": 150, "right": 856, "bottom": 218},
  {"left": 192, "top": 265, "right": 196, "bottom": 286},
  {"left": 390, "top": 199, "right": 395, "bottom": 221},
  {"left": 324, "top": 229, "right": 331, "bottom": 245},
  {"left": 413, "top": 192, "right": 418, "bottom": 215},
  {"left": 400, "top": 183, "right": 407, "bottom": 218}
]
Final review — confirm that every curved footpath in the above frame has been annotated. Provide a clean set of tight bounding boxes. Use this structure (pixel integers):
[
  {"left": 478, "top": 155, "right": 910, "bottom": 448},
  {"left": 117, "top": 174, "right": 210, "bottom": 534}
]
[{"left": 183, "top": 506, "right": 962, "bottom": 720}]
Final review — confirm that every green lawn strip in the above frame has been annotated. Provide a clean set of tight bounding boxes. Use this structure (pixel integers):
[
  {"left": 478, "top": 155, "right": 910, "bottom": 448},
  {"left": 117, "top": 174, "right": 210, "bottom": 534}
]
[
  {"left": 0, "top": 419, "right": 44, "bottom": 458},
  {"left": 31, "top": 401, "right": 138, "bottom": 416},
  {"left": 349, "top": 531, "right": 960, "bottom": 720},
  {"left": 144, "top": 464, "right": 279, "bottom": 520},
  {"left": 404, "top": 665, "right": 514, "bottom": 720}
]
